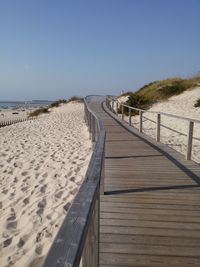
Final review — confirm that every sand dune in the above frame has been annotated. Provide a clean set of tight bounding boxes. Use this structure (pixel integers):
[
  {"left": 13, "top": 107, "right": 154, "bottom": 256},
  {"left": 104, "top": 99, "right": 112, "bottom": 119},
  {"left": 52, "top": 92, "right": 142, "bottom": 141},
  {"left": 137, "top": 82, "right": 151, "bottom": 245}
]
[{"left": 0, "top": 102, "right": 92, "bottom": 267}]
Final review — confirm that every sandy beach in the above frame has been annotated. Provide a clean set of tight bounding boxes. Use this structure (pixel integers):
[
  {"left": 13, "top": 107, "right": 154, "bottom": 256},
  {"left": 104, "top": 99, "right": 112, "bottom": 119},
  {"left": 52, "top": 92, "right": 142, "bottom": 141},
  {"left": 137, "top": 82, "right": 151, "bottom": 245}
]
[
  {"left": 0, "top": 102, "right": 92, "bottom": 267},
  {"left": 117, "top": 87, "right": 200, "bottom": 163},
  {"left": 0, "top": 109, "right": 28, "bottom": 123}
]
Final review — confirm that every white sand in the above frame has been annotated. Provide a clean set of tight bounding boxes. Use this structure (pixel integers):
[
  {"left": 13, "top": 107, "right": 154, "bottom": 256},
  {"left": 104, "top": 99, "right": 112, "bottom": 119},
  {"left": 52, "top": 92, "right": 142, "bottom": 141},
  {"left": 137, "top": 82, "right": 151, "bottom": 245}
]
[
  {"left": 117, "top": 95, "right": 129, "bottom": 104},
  {"left": 0, "top": 102, "right": 92, "bottom": 267},
  {"left": 119, "top": 87, "right": 200, "bottom": 163}
]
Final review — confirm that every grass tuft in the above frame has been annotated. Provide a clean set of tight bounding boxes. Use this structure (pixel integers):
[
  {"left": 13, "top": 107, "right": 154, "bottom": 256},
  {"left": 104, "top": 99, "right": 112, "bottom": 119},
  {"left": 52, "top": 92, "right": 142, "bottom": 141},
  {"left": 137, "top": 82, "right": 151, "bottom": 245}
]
[
  {"left": 194, "top": 98, "right": 200, "bottom": 108},
  {"left": 49, "top": 99, "right": 67, "bottom": 108},
  {"left": 68, "top": 96, "right": 83, "bottom": 103},
  {"left": 28, "top": 107, "right": 49, "bottom": 117}
]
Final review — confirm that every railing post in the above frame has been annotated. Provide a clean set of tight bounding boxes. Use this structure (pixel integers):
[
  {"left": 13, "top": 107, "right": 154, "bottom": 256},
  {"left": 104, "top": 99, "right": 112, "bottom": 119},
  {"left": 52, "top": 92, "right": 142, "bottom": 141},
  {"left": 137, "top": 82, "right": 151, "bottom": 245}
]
[
  {"left": 116, "top": 102, "right": 118, "bottom": 116},
  {"left": 89, "top": 112, "right": 92, "bottom": 139},
  {"left": 186, "top": 121, "right": 194, "bottom": 160},
  {"left": 122, "top": 105, "right": 124, "bottom": 120},
  {"left": 84, "top": 102, "right": 87, "bottom": 124},
  {"left": 92, "top": 115, "right": 95, "bottom": 142},
  {"left": 128, "top": 108, "right": 131, "bottom": 126},
  {"left": 139, "top": 111, "right": 143, "bottom": 133},
  {"left": 111, "top": 101, "right": 114, "bottom": 113},
  {"left": 156, "top": 114, "right": 161, "bottom": 142}
]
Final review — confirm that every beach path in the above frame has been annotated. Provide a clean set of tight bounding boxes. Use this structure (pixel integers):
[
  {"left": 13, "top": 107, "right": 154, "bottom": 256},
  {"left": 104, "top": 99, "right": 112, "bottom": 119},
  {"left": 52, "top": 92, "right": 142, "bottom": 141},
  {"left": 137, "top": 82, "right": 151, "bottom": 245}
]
[{"left": 89, "top": 100, "right": 200, "bottom": 267}]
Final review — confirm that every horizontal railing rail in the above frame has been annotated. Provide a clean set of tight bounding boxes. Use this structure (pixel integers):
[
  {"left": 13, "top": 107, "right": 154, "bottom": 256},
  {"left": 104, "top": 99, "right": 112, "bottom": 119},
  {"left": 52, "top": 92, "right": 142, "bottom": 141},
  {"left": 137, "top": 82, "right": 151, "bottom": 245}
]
[
  {"left": 43, "top": 96, "right": 106, "bottom": 267},
  {"left": 106, "top": 97, "right": 200, "bottom": 160}
]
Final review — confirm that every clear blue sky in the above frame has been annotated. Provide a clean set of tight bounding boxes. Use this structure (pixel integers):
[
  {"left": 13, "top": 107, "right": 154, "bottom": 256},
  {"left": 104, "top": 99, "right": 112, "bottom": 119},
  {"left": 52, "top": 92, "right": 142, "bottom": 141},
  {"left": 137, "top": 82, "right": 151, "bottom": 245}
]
[{"left": 0, "top": 0, "right": 200, "bottom": 101}]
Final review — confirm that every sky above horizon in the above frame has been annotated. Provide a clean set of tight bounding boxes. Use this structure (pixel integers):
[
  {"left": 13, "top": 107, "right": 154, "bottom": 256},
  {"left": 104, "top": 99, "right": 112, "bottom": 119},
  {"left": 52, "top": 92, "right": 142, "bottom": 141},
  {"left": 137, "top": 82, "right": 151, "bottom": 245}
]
[{"left": 0, "top": 0, "right": 200, "bottom": 101}]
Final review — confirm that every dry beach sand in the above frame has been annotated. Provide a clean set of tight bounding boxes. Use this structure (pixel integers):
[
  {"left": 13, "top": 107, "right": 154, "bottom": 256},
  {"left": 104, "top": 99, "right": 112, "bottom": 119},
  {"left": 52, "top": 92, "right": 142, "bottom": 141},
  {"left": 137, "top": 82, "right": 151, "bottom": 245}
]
[
  {"left": 118, "top": 87, "right": 200, "bottom": 163},
  {"left": 0, "top": 102, "right": 92, "bottom": 267},
  {"left": 0, "top": 109, "right": 28, "bottom": 123}
]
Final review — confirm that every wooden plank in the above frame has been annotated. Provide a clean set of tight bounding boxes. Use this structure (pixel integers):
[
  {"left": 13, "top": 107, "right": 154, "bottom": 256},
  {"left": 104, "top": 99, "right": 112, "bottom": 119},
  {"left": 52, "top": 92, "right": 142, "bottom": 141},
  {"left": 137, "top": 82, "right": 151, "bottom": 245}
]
[{"left": 100, "top": 253, "right": 200, "bottom": 266}]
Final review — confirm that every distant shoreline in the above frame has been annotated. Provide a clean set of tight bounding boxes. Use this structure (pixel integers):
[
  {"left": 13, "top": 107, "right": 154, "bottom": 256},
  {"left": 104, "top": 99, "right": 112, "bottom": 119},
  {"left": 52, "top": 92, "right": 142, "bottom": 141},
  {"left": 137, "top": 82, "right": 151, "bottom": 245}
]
[{"left": 0, "top": 100, "right": 53, "bottom": 109}]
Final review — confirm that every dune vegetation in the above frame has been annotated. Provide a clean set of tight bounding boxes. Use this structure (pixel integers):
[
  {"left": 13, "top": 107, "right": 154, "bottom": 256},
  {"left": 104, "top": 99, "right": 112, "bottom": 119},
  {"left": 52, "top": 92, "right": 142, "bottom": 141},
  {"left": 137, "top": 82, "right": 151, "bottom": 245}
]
[
  {"left": 28, "top": 97, "right": 83, "bottom": 117},
  {"left": 194, "top": 98, "right": 200, "bottom": 108},
  {"left": 119, "top": 75, "right": 200, "bottom": 114}
]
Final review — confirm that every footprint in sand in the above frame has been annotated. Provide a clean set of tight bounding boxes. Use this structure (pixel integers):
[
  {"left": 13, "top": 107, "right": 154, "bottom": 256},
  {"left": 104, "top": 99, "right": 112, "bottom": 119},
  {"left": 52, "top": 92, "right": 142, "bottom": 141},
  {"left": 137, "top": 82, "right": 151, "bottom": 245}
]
[
  {"left": 35, "top": 173, "right": 39, "bottom": 179},
  {"left": 6, "top": 220, "right": 17, "bottom": 231},
  {"left": 17, "top": 235, "right": 29, "bottom": 248},
  {"left": 42, "top": 172, "right": 48, "bottom": 178},
  {"left": 54, "top": 190, "right": 63, "bottom": 199},
  {"left": 21, "top": 171, "right": 28, "bottom": 176},
  {"left": 40, "top": 184, "right": 47, "bottom": 193},
  {"left": 36, "top": 198, "right": 46, "bottom": 215},
  {"left": 35, "top": 243, "right": 43, "bottom": 255},
  {"left": 3, "top": 237, "right": 13, "bottom": 247},
  {"left": 70, "top": 176, "right": 75, "bottom": 182},
  {"left": 2, "top": 188, "right": 8, "bottom": 194},
  {"left": 34, "top": 166, "right": 40, "bottom": 171},
  {"left": 13, "top": 177, "right": 18, "bottom": 183},
  {"left": 63, "top": 202, "right": 71, "bottom": 212},
  {"left": 21, "top": 186, "right": 28, "bottom": 192},
  {"left": 23, "top": 197, "right": 30, "bottom": 205}
]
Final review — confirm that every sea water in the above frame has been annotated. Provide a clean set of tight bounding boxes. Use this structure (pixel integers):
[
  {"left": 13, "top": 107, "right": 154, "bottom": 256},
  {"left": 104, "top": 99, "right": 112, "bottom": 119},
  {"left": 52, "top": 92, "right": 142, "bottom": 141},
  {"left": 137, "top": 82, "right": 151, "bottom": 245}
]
[{"left": 0, "top": 101, "right": 52, "bottom": 109}]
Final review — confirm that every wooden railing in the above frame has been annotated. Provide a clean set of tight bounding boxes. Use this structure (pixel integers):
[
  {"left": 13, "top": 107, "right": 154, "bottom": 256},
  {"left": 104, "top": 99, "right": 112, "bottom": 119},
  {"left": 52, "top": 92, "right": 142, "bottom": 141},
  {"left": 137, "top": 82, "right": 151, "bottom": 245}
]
[
  {"left": 0, "top": 116, "right": 36, "bottom": 128},
  {"left": 106, "top": 97, "right": 200, "bottom": 160},
  {"left": 43, "top": 96, "right": 106, "bottom": 267}
]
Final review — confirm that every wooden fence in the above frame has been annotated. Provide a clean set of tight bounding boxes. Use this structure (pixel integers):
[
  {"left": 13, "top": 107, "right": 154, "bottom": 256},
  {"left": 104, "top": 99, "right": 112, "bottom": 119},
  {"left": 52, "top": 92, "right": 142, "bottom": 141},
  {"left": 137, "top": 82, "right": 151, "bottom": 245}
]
[
  {"left": 106, "top": 97, "right": 200, "bottom": 160},
  {"left": 42, "top": 96, "right": 106, "bottom": 267},
  {"left": 0, "top": 116, "right": 36, "bottom": 128}
]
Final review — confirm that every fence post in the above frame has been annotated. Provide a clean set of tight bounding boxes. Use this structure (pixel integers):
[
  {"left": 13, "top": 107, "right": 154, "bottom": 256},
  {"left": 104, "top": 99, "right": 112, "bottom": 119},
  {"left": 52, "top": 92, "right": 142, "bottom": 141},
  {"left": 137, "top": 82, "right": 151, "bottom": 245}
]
[
  {"left": 122, "top": 105, "right": 124, "bottom": 121},
  {"left": 128, "top": 108, "right": 131, "bottom": 126},
  {"left": 186, "top": 121, "right": 194, "bottom": 160},
  {"left": 156, "top": 114, "right": 161, "bottom": 142},
  {"left": 139, "top": 111, "right": 143, "bottom": 133}
]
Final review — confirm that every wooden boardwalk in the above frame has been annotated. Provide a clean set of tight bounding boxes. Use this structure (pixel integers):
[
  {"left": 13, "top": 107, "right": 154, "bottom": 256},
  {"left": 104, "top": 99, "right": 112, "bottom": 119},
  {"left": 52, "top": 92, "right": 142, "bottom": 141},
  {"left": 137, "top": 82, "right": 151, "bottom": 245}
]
[{"left": 90, "top": 101, "right": 200, "bottom": 267}]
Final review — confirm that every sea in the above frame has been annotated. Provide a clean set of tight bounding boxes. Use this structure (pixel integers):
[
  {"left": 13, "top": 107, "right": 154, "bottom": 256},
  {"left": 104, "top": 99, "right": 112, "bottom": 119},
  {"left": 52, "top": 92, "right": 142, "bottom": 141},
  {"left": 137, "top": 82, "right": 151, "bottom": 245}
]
[{"left": 0, "top": 100, "right": 53, "bottom": 109}]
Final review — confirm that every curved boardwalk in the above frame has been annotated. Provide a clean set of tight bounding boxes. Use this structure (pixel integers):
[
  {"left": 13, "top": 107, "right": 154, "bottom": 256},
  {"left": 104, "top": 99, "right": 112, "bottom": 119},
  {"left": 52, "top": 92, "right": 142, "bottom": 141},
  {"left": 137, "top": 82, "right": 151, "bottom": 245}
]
[{"left": 90, "top": 100, "right": 200, "bottom": 267}]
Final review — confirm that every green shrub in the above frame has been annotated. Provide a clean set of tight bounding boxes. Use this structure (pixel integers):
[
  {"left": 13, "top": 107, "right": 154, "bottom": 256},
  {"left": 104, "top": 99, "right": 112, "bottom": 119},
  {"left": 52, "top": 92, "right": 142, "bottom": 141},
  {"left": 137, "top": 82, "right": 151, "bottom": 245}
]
[
  {"left": 28, "top": 107, "right": 49, "bottom": 117},
  {"left": 49, "top": 99, "right": 67, "bottom": 108},
  {"left": 158, "top": 81, "right": 187, "bottom": 98},
  {"left": 68, "top": 96, "right": 83, "bottom": 103},
  {"left": 194, "top": 98, "right": 200, "bottom": 108},
  {"left": 118, "top": 94, "right": 154, "bottom": 116}
]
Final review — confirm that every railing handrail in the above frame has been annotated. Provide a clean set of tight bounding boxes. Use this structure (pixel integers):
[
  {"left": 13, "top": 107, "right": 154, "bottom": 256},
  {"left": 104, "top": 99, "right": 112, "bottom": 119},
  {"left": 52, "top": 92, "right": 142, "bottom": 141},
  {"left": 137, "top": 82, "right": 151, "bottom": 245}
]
[
  {"left": 42, "top": 96, "right": 106, "bottom": 267},
  {"left": 109, "top": 97, "right": 200, "bottom": 124}
]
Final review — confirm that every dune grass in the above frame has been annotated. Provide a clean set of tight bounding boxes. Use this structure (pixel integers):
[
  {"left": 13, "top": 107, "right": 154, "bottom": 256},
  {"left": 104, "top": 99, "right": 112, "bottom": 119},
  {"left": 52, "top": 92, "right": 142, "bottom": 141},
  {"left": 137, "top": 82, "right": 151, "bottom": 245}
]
[
  {"left": 194, "top": 98, "right": 200, "bottom": 108},
  {"left": 28, "top": 97, "right": 83, "bottom": 117},
  {"left": 28, "top": 107, "right": 49, "bottom": 117},
  {"left": 68, "top": 96, "right": 83, "bottom": 103},
  {"left": 49, "top": 99, "right": 67, "bottom": 108},
  {"left": 119, "top": 75, "right": 200, "bottom": 114}
]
